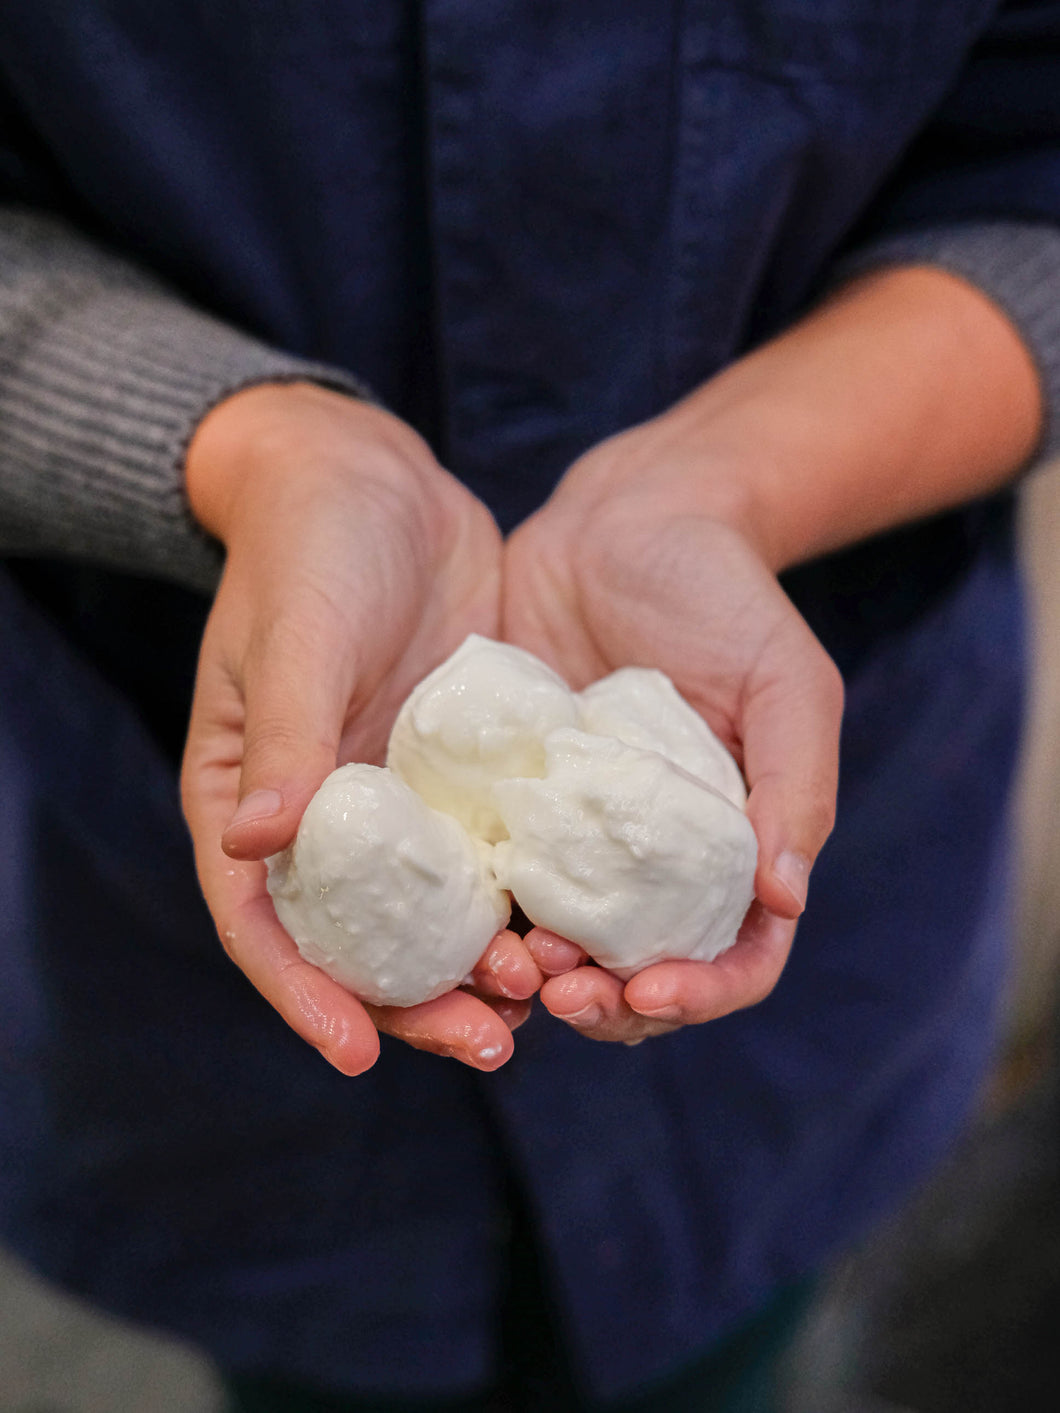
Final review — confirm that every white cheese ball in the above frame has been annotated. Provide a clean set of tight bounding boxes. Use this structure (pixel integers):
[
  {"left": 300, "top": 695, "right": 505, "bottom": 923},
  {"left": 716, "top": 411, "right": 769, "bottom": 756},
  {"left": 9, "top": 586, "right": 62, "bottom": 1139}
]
[
  {"left": 577, "top": 666, "right": 747, "bottom": 808},
  {"left": 387, "top": 633, "right": 578, "bottom": 843},
  {"left": 492, "top": 728, "right": 756, "bottom": 977},
  {"left": 266, "top": 763, "right": 510, "bottom": 1007}
]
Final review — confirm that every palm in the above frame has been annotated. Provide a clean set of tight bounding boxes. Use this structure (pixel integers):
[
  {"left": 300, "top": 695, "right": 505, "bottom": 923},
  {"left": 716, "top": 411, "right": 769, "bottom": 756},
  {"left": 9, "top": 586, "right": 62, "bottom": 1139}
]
[
  {"left": 503, "top": 447, "right": 842, "bottom": 1043},
  {"left": 510, "top": 508, "right": 797, "bottom": 761},
  {"left": 181, "top": 391, "right": 541, "bottom": 1075}
]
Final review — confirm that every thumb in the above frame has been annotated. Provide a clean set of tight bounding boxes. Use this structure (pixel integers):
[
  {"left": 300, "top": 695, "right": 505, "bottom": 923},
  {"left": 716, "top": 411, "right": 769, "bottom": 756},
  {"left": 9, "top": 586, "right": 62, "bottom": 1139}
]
[
  {"left": 742, "top": 627, "right": 844, "bottom": 918},
  {"left": 221, "top": 618, "right": 355, "bottom": 861}
]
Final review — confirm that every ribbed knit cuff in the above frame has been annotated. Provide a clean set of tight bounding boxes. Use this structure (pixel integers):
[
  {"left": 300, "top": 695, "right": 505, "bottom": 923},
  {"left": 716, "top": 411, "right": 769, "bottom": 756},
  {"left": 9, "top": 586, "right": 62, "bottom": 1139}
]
[
  {"left": 0, "top": 209, "right": 371, "bottom": 594},
  {"left": 831, "top": 220, "right": 1060, "bottom": 467}
]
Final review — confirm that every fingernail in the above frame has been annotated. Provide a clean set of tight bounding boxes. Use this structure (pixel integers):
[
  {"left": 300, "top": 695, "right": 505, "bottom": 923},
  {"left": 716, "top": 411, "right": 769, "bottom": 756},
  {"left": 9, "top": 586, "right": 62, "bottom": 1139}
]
[
  {"left": 531, "top": 933, "right": 584, "bottom": 973},
  {"left": 774, "top": 850, "right": 810, "bottom": 912},
  {"left": 227, "top": 788, "right": 284, "bottom": 831},
  {"left": 486, "top": 945, "right": 521, "bottom": 999},
  {"left": 633, "top": 1004, "right": 681, "bottom": 1021},
  {"left": 563, "top": 1004, "right": 602, "bottom": 1027}
]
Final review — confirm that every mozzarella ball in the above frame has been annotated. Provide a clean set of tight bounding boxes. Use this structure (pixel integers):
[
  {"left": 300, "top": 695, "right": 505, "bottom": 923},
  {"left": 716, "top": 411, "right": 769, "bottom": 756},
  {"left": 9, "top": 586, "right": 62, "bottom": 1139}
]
[
  {"left": 387, "top": 633, "right": 578, "bottom": 843},
  {"left": 266, "top": 763, "right": 510, "bottom": 1007},
  {"left": 492, "top": 728, "right": 756, "bottom": 977},
  {"left": 577, "top": 666, "right": 747, "bottom": 808}
]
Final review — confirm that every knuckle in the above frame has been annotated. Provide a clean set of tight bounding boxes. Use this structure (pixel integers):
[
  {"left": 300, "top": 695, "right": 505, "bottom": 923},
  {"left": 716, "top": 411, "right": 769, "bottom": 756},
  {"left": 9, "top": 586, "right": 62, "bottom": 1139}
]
[
  {"left": 243, "top": 718, "right": 303, "bottom": 761},
  {"left": 817, "top": 652, "right": 846, "bottom": 719},
  {"left": 804, "top": 789, "right": 837, "bottom": 848},
  {"left": 747, "top": 970, "right": 781, "bottom": 1009},
  {"left": 216, "top": 923, "right": 240, "bottom": 964},
  {"left": 178, "top": 768, "right": 194, "bottom": 824},
  {"left": 242, "top": 718, "right": 331, "bottom": 781}
]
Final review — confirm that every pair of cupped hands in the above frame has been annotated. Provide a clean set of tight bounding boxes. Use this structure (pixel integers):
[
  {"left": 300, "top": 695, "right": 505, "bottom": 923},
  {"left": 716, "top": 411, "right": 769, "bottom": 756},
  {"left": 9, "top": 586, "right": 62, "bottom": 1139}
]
[{"left": 180, "top": 379, "right": 843, "bottom": 1075}]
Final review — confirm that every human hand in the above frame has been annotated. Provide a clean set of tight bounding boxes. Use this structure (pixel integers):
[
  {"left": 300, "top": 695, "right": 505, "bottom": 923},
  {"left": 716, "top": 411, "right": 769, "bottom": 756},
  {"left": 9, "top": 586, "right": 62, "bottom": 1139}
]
[
  {"left": 181, "top": 383, "right": 541, "bottom": 1075},
  {"left": 502, "top": 262, "right": 1045, "bottom": 1045},
  {"left": 504, "top": 400, "right": 844, "bottom": 1044}
]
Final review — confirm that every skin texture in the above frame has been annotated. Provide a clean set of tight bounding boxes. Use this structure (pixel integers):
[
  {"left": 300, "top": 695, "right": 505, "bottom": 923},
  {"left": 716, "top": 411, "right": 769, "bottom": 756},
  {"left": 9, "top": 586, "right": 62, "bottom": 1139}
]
[
  {"left": 181, "top": 386, "right": 540, "bottom": 1074},
  {"left": 182, "top": 266, "right": 1042, "bottom": 1064}
]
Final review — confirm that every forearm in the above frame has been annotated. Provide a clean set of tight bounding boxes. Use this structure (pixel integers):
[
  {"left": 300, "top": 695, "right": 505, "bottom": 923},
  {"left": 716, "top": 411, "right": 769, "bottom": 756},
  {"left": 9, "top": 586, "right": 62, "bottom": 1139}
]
[
  {"left": 0, "top": 207, "right": 368, "bottom": 591},
  {"left": 668, "top": 260, "right": 1045, "bottom": 573}
]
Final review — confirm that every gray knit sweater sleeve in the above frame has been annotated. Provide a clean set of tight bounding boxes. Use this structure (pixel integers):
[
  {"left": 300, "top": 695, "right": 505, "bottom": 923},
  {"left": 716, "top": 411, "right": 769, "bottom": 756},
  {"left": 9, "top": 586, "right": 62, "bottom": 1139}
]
[
  {"left": 832, "top": 220, "right": 1060, "bottom": 465},
  {"left": 3, "top": 210, "right": 1060, "bottom": 598},
  {"left": 0, "top": 207, "right": 370, "bottom": 594}
]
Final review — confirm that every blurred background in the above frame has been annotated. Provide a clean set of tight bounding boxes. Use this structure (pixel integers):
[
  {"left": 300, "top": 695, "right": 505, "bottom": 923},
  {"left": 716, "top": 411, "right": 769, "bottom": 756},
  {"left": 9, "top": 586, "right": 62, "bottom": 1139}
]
[{"left": 3, "top": 459, "right": 1060, "bottom": 1413}]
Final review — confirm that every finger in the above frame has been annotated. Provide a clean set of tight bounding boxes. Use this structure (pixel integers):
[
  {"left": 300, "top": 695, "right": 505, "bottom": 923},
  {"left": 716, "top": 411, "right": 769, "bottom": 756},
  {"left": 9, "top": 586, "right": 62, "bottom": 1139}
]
[
  {"left": 482, "top": 997, "right": 534, "bottom": 1031},
  {"left": 624, "top": 903, "right": 797, "bottom": 1023},
  {"left": 213, "top": 867, "right": 381, "bottom": 1075},
  {"left": 182, "top": 709, "right": 381, "bottom": 1076},
  {"left": 541, "top": 966, "right": 682, "bottom": 1044},
  {"left": 218, "top": 602, "right": 360, "bottom": 860},
  {"left": 742, "top": 620, "right": 844, "bottom": 918},
  {"left": 199, "top": 793, "right": 519, "bottom": 1073},
  {"left": 180, "top": 606, "right": 334, "bottom": 866},
  {"left": 523, "top": 927, "right": 590, "bottom": 977},
  {"left": 366, "top": 989, "right": 519, "bottom": 1070},
  {"left": 469, "top": 929, "right": 544, "bottom": 999}
]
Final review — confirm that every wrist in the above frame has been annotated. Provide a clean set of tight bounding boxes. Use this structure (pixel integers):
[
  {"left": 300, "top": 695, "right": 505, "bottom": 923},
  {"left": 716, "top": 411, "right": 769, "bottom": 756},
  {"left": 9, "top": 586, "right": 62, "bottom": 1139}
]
[
  {"left": 184, "top": 381, "right": 445, "bottom": 549},
  {"left": 185, "top": 380, "right": 324, "bottom": 540}
]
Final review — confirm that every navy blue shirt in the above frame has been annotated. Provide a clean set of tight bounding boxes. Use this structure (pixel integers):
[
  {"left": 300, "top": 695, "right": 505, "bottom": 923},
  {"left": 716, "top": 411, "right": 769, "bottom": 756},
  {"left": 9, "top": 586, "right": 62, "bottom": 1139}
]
[{"left": 0, "top": 1, "right": 1052, "bottom": 1399}]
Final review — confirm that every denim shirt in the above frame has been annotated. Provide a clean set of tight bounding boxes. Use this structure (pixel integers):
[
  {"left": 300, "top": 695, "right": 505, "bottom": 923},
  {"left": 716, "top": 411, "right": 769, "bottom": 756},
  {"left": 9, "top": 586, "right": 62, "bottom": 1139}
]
[{"left": 0, "top": 1, "right": 1050, "bottom": 1399}]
